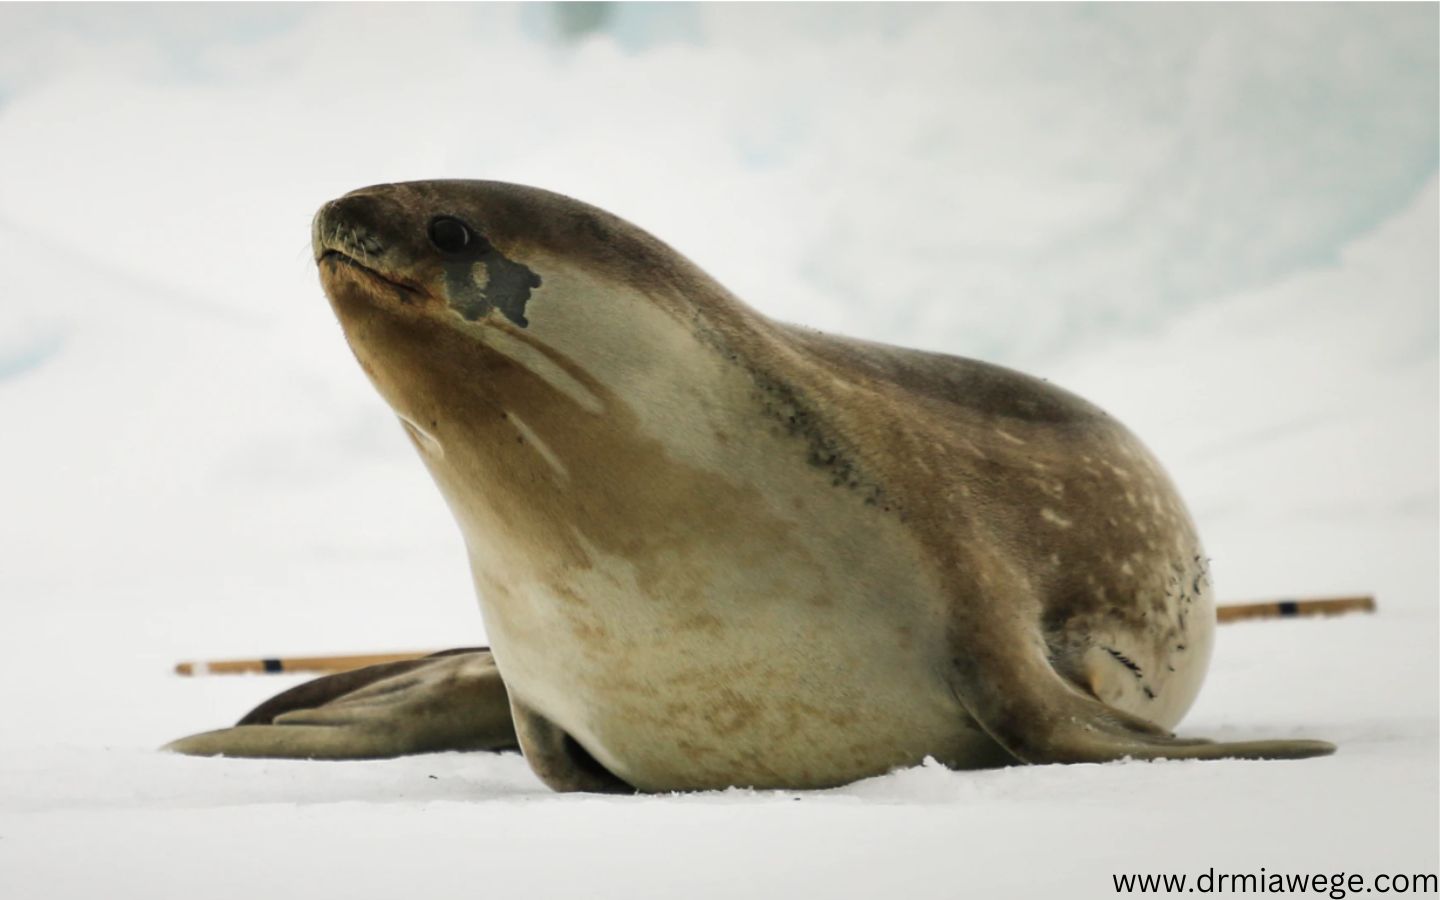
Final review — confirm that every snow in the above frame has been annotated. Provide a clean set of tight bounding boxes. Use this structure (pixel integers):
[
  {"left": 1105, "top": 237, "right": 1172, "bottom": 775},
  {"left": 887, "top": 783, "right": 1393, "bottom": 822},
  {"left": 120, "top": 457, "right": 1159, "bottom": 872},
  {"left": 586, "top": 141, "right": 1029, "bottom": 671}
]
[{"left": 0, "top": 5, "right": 1435, "bottom": 897}]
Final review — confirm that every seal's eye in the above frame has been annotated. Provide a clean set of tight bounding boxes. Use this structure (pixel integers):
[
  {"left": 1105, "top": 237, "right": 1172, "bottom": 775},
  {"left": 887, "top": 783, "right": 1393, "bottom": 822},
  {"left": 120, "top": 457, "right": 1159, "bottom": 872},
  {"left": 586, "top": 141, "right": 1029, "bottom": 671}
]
[{"left": 428, "top": 216, "right": 472, "bottom": 254}]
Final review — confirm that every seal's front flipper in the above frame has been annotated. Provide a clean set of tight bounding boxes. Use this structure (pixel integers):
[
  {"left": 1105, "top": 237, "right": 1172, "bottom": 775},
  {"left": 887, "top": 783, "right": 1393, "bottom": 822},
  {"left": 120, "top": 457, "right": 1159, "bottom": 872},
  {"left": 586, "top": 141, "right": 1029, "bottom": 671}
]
[
  {"left": 509, "top": 699, "right": 635, "bottom": 793},
  {"left": 949, "top": 632, "right": 1335, "bottom": 765},
  {"left": 163, "top": 649, "right": 519, "bottom": 759}
]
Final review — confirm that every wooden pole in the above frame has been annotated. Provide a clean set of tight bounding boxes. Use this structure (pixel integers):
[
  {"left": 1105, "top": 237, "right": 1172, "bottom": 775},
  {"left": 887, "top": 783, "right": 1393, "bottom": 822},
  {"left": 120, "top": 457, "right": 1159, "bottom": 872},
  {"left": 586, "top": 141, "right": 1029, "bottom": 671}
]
[
  {"left": 173, "top": 595, "right": 1377, "bottom": 676},
  {"left": 174, "top": 651, "right": 431, "bottom": 677},
  {"left": 1215, "top": 594, "right": 1375, "bottom": 624}
]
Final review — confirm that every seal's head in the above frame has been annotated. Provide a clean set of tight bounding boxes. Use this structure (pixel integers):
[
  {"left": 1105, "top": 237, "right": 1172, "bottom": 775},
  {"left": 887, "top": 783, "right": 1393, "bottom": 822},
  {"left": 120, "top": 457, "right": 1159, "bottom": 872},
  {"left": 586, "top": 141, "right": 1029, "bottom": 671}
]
[
  {"left": 312, "top": 180, "right": 720, "bottom": 333},
  {"left": 312, "top": 181, "right": 738, "bottom": 432},
  {"left": 310, "top": 180, "right": 754, "bottom": 529},
  {"left": 314, "top": 181, "right": 546, "bottom": 330}
]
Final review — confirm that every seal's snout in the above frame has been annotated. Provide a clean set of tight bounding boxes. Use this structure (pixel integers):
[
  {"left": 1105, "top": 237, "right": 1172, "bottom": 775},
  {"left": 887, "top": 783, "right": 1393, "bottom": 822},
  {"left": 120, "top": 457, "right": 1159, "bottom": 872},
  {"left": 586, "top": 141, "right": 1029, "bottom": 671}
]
[
  {"left": 310, "top": 200, "right": 339, "bottom": 261},
  {"left": 312, "top": 193, "right": 403, "bottom": 264},
  {"left": 312, "top": 190, "right": 440, "bottom": 307}
]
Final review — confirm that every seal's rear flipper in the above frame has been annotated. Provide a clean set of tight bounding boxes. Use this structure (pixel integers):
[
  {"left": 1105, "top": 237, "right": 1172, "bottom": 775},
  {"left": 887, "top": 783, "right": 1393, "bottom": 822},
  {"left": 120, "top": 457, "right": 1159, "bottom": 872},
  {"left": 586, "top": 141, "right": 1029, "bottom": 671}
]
[
  {"left": 235, "top": 646, "right": 489, "bottom": 726},
  {"left": 950, "top": 633, "right": 1335, "bottom": 764},
  {"left": 163, "top": 649, "right": 519, "bottom": 759}
]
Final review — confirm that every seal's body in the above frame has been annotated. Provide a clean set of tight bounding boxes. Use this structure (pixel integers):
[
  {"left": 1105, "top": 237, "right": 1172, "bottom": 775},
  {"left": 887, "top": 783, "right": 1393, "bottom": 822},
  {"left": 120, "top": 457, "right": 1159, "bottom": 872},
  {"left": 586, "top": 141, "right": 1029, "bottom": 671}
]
[{"left": 166, "top": 181, "right": 1333, "bottom": 790}]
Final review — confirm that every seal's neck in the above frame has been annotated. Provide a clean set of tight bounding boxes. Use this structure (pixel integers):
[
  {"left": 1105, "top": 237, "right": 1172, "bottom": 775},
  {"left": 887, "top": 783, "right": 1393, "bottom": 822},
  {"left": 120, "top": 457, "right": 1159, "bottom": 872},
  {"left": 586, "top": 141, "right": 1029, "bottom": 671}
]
[{"left": 342, "top": 258, "right": 774, "bottom": 576}]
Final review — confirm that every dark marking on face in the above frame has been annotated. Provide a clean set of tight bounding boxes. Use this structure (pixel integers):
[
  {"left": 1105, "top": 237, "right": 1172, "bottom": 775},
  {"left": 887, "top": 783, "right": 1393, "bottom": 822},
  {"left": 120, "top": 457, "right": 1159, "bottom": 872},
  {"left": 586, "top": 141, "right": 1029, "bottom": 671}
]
[{"left": 428, "top": 215, "right": 543, "bottom": 328}]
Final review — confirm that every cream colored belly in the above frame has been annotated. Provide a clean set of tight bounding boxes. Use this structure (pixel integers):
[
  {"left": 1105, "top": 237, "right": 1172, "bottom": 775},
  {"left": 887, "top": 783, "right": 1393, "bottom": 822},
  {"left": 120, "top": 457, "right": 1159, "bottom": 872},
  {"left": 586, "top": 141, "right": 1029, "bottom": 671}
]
[{"left": 471, "top": 539, "right": 1001, "bottom": 791}]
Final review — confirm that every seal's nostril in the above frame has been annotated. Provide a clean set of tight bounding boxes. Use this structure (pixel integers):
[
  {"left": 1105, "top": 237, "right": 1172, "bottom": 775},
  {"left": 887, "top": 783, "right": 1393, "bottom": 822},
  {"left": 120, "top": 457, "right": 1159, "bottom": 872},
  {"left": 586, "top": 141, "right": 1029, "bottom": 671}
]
[{"left": 428, "top": 216, "right": 473, "bottom": 254}]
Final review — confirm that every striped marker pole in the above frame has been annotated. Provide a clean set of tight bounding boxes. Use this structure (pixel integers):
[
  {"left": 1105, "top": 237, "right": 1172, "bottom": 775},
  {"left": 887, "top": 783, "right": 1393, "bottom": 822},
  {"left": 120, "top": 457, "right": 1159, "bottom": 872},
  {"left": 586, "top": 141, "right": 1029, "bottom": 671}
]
[
  {"left": 1214, "top": 594, "right": 1375, "bottom": 624},
  {"left": 174, "top": 651, "right": 431, "bottom": 677},
  {"left": 174, "top": 595, "right": 1377, "bottom": 676}
]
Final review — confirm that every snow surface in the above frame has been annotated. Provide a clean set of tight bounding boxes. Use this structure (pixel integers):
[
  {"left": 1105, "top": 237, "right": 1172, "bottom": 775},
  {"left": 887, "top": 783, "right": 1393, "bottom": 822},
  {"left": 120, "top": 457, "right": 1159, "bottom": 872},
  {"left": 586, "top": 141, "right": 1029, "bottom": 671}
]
[{"left": 0, "top": 5, "right": 1435, "bottom": 898}]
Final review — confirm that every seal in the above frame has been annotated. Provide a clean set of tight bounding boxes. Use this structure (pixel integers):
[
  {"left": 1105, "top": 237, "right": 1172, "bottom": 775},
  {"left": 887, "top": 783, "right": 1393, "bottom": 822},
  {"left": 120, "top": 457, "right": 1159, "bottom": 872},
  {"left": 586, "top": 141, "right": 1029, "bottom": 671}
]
[{"left": 165, "top": 180, "right": 1335, "bottom": 791}]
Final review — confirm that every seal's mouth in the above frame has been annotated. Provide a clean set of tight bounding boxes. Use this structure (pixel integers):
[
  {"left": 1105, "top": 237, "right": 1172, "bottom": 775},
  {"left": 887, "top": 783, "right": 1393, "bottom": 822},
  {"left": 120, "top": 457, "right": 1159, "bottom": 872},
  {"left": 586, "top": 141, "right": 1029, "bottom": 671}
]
[{"left": 319, "top": 249, "right": 429, "bottom": 300}]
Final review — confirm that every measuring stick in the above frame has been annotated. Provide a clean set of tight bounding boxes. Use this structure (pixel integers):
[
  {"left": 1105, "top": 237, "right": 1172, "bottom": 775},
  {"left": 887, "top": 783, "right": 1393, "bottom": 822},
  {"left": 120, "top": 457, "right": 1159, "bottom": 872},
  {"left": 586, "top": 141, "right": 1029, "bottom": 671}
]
[
  {"left": 175, "top": 595, "right": 1377, "bottom": 676},
  {"left": 1215, "top": 594, "right": 1375, "bottom": 624}
]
